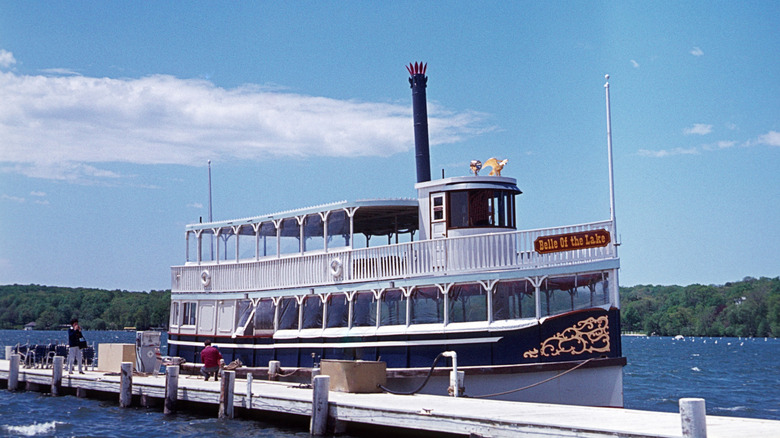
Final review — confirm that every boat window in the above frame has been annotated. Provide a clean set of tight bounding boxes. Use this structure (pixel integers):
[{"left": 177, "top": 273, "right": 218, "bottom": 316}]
[
  {"left": 380, "top": 289, "right": 406, "bottom": 326},
  {"left": 234, "top": 299, "right": 254, "bottom": 337},
  {"left": 170, "top": 302, "right": 180, "bottom": 326},
  {"left": 493, "top": 280, "right": 535, "bottom": 321},
  {"left": 182, "top": 302, "right": 197, "bottom": 326},
  {"left": 352, "top": 291, "right": 377, "bottom": 327},
  {"left": 448, "top": 283, "right": 487, "bottom": 323},
  {"left": 574, "top": 272, "right": 610, "bottom": 309},
  {"left": 447, "top": 190, "right": 516, "bottom": 229},
  {"left": 303, "top": 215, "right": 324, "bottom": 252},
  {"left": 279, "top": 218, "right": 301, "bottom": 255},
  {"left": 327, "top": 210, "right": 350, "bottom": 249},
  {"left": 326, "top": 294, "right": 349, "bottom": 328},
  {"left": 277, "top": 297, "right": 299, "bottom": 330},
  {"left": 254, "top": 298, "right": 275, "bottom": 331},
  {"left": 410, "top": 286, "right": 444, "bottom": 325},
  {"left": 431, "top": 193, "right": 446, "bottom": 222},
  {"left": 259, "top": 222, "right": 277, "bottom": 258},
  {"left": 302, "top": 295, "right": 323, "bottom": 329},
  {"left": 540, "top": 273, "right": 610, "bottom": 317}
]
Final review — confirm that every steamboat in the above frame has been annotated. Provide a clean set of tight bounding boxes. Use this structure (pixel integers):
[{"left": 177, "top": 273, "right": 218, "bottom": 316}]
[{"left": 167, "top": 63, "right": 625, "bottom": 406}]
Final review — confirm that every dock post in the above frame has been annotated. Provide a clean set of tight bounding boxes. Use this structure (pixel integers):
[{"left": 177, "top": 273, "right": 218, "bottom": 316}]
[
  {"left": 8, "top": 353, "right": 20, "bottom": 391},
  {"left": 218, "top": 370, "right": 235, "bottom": 419},
  {"left": 120, "top": 362, "right": 133, "bottom": 408},
  {"left": 268, "top": 360, "right": 280, "bottom": 381},
  {"left": 680, "top": 398, "right": 707, "bottom": 438},
  {"left": 51, "top": 356, "right": 64, "bottom": 396},
  {"left": 310, "top": 375, "right": 330, "bottom": 436},
  {"left": 4, "top": 346, "right": 12, "bottom": 360},
  {"left": 164, "top": 365, "right": 179, "bottom": 415},
  {"left": 246, "top": 373, "right": 253, "bottom": 409}
]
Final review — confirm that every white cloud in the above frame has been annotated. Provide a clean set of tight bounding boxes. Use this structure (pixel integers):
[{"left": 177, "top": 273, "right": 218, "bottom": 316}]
[
  {"left": 2, "top": 194, "right": 25, "bottom": 203},
  {"left": 638, "top": 147, "right": 699, "bottom": 158},
  {"left": 30, "top": 191, "right": 46, "bottom": 197},
  {"left": 702, "top": 140, "right": 736, "bottom": 151},
  {"left": 0, "top": 50, "right": 16, "bottom": 68},
  {"left": 0, "top": 71, "right": 486, "bottom": 183},
  {"left": 40, "top": 68, "right": 81, "bottom": 76},
  {"left": 630, "top": 60, "right": 639, "bottom": 68},
  {"left": 188, "top": 202, "right": 204, "bottom": 209},
  {"left": 756, "top": 130, "right": 780, "bottom": 147},
  {"left": 683, "top": 124, "right": 713, "bottom": 135},
  {"left": 690, "top": 47, "right": 704, "bottom": 57}
]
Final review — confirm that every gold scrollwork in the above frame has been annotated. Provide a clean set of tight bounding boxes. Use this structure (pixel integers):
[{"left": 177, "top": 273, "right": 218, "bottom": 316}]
[{"left": 524, "top": 316, "right": 610, "bottom": 358}]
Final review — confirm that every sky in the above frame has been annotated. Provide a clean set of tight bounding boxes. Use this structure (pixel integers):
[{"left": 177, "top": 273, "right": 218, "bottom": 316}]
[{"left": 0, "top": 2, "right": 778, "bottom": 292}]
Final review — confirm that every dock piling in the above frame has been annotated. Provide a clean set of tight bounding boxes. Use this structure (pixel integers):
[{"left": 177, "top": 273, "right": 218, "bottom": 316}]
[
  {"left": 269, "top": 360, "right": 280, "bottom": 381},
  {"left": 51, "top": 356, "right": 63, "bottom": 396},
  {"left": 218, "top": 370, "right": 235, "bottom": 419},
  {"left": 4, "top": 346, "right": 11, "bottom": 360},
  {"left": 8, "top": 354, "right": 19, "bottom": 391},
  {"left": 120, "top": 362, "right": 133, "bottom": 407},
  {"left": 246, "top": 373, "right": 253, "bottom": 408},
  {"left": 164, "top": 365, "right": 179, "bottom": 415},
  {"left": 680, "top": 398, "right": 707, "bottom": 438},
  {"left": 310, "top": 375, "right": 330, "bottom": 436}
]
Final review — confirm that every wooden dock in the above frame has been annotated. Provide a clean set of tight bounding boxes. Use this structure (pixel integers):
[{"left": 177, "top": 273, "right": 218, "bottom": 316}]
[{"left": 1, "top": 357, "right": 778, "bottom": 438}]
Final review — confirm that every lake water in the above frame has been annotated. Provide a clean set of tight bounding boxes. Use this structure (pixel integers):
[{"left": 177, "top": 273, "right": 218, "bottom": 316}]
[{"left": 1, "top": 331, "right": 778, "bottom": 437}]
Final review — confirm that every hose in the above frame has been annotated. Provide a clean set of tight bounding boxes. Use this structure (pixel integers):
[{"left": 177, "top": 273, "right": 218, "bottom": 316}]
[{"left": 378, "top": 352, "right": 447, "bottom": 395}]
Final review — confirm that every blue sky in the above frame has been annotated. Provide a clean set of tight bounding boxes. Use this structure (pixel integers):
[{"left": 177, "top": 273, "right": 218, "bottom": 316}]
[{"left": 1, "top": 2, "right": 777, "bottom": 292}]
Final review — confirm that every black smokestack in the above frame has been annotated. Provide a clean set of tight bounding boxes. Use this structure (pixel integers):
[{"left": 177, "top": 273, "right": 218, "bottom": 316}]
[{"left": 407, "top": 62, "right": 431, "bottom": 183}]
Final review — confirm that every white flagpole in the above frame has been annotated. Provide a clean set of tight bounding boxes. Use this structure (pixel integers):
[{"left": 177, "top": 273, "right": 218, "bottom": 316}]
[
  {"left": 208, "top": 160, "right": 214, "bottom": 260},
  {"left": 605, "top": 75, "right": 620, "bottom": 308},
  {"left": 604, "top": 75, "right": 617, "bottom": 250}
]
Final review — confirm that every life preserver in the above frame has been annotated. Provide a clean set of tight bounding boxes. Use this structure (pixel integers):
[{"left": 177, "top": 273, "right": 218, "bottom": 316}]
[
  {"left": 329, "top": 258, "right": 343, "bottom": 278},
  {"left": 200, "top": 270, "right": 211, "bottom": 287}
]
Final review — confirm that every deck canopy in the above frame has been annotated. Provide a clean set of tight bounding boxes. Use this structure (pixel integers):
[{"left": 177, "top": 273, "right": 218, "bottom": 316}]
[{"left": 185, "top": 199, "right": 419, "bottom": 263}]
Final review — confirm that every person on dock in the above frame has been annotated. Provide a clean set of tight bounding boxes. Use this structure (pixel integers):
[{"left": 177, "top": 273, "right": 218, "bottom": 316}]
[
  {"left": 67, "top": 319, "right": 85, "bottom": 374},
  {"left": 200, "top": 339, "right": 223, "bottom": 381}
]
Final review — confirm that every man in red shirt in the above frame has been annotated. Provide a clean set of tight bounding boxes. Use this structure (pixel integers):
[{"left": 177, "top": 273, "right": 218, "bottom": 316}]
[{"left": 200, "top": 339, "right": 223, "bottom": 381}]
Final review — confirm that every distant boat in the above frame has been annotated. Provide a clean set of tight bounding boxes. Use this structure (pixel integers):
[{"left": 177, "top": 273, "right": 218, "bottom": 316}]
[
  {"left": 674, "top": 335, "right": 684, "bottom": 340},
  {"left": 123, "top": 326, "right": 137, "bottom": 332}
]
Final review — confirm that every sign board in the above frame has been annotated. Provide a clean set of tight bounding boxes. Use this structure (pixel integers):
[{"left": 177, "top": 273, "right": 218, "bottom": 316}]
[{"left": 534, "top": 229, "right": 611, "bottom": 254}]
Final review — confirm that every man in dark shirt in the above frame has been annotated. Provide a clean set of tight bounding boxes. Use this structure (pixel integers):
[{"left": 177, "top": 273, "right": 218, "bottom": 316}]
[
  {"left": 200, "top": 339, "right": 223, "bottom": 381},
  {"left": 67, "top": 319, "right": 85, "bottom": 374}
]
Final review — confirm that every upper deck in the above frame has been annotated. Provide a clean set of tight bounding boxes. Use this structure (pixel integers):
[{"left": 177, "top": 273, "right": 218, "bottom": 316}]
[{"left": 171, "top": 216, "right": 618, "bottom": 294}]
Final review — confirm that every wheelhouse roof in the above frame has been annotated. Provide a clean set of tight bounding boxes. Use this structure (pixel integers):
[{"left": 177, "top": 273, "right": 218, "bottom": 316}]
[{"left": 186, "top": 198, "right": 419, "bottom": 237}]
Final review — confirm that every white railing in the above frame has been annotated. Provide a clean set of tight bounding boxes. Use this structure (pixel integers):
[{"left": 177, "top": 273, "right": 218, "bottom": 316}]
[{"left": 171, "top": 221, "right": 616, "bottom": 293}]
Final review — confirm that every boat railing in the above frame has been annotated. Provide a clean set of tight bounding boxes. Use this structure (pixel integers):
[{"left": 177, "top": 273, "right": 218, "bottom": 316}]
[{"left": 171, "top": 220, "right": 616, "bottom": 293}]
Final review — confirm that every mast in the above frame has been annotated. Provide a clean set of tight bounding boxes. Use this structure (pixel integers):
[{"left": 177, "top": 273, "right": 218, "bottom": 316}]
[
  {"left": 208, "top": 159, "right": 214, "bottom": 260},
  {"left": 604, "top": 75, "right": 617, "bottom": 255}
]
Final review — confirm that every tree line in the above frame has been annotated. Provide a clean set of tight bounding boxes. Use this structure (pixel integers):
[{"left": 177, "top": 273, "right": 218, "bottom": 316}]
[
  {"left": 620, "top": 276, "right": 780, "bottom": 337},
  {"left": 1, "top": 277, "right": 778, "bottom": 336},
  {"left": 0, "top": 284, "right": 170, "bottom": 330}
]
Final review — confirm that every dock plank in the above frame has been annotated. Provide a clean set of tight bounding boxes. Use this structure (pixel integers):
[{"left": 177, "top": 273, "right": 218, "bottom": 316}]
[{"left": 1, "top": 359, "right": 778, "bottom": 438}]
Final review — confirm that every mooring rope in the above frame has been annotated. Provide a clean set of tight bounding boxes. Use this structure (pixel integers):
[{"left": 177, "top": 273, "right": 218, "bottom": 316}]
[
  {"left": 468, "top": 357, "right": 596, "bottom": 399},
  {"left": 378, "top": 352, "right": 447, "bottom": 395},
  {"left": 274, "top": 368, "right": 300, "bottom": 378}
]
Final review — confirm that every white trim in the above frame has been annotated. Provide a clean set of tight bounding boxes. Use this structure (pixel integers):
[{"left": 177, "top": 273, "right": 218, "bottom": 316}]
[{"left": 168, "top": 335, "right": 503, "bottom": 351}]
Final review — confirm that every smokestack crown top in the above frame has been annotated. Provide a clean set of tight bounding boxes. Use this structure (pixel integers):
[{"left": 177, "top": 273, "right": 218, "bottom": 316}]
[{"left": 406, "top": 62, "right": 427, "bottom": 76}]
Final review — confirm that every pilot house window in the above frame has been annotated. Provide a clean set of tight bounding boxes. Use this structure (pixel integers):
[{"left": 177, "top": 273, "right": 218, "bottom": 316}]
[{"left": 448, "top": 189, "right": 515, "bottom": 229}]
